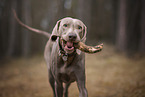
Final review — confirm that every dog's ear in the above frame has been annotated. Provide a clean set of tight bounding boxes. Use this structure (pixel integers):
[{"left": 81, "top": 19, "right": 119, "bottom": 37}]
[
  {"left": 77, "top": 25, "right": 87, "bottom": 55},
  {"left": 50, "top": 20, "right": 61, "bottom": 41},
  {"left": 81, "top": 25, "right": 87, "bottom": 43}
]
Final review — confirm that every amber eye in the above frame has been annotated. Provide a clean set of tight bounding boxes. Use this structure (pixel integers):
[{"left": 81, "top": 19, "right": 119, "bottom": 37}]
[
  {"left": 63, "top": 24, "right": 68, "bottom": 27},
  {"left": 78, "top": 26, "right": 82, "bottom": 29}
]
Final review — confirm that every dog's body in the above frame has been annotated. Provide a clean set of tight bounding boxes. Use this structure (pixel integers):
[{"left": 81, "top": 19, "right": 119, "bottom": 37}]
[{"left": 44, "top": 17, "right": 88, "bottom": 97}]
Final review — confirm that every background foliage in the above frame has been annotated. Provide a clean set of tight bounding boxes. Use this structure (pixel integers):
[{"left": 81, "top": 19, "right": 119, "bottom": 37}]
[{"left": 0, "top": 0, "right": 145, "bottom": 58}]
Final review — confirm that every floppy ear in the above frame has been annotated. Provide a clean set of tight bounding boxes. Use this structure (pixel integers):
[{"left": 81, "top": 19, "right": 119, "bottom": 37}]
[
  {"left": 81, "top": 25, "right": 87, "bottom": 43},
  {"left": 77, "top": 25, "right": 87, "bottom": 55},
  {"left": 50, "top": 20, "right": 61, "bottom": 41}
]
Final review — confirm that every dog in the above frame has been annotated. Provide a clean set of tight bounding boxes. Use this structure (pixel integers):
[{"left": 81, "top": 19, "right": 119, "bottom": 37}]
[{"left": 44, "top": 17, "right": 88, "bottom": 97}]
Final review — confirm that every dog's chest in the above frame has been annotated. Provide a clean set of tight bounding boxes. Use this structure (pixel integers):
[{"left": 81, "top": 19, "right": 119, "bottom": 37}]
[
  {"left": 58, "top": 63, "right": 76, "bottom": 83},
  {"left": 55, "top": 52, "right": 81, "bottom": 83}
]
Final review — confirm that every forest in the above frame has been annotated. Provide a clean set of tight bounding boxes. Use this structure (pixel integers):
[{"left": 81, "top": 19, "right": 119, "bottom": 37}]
[
  {"left": 0, "top": 0, "right": 145, "bottom": 58},
  {"left": 0, "top": 0, "right": 145, "bottom": 97}
]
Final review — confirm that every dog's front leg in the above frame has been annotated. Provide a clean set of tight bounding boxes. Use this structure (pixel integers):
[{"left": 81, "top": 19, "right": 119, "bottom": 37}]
[
  {"left": 63, "top": 83, "right": 71, "bottom": 97},
  {"left": 76, "top": 72, "right": 88, "bottom": 97},
  {"left": 54, "top": 81, "right": 63, "bottom": 97}
]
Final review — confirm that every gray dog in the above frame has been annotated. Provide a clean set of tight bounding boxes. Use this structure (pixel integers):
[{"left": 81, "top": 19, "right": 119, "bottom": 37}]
[
  {"left": 44, "top": 17, "right": 88, "bottom": 97},
  {"left": 14, "top": 10, "right": 103, "bottom": 97}
]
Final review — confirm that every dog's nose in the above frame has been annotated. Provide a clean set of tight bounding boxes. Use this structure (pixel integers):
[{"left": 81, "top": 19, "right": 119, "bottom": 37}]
[{"left": 68, "top": 33, "right": 77, "bottom": 41}]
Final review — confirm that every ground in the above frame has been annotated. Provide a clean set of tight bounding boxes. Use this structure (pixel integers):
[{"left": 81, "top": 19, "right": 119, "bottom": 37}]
[{"left": 0, "top": 44, "right": 145, "bottom": 97}]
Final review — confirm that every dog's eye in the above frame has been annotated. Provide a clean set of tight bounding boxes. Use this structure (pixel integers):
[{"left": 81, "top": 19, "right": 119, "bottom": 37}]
[
  {"left": 78, "top": 26, "right": 82, "bottom": 29},
  {"left": 63, "top": 24, "right": 68, "bottom": 27}
]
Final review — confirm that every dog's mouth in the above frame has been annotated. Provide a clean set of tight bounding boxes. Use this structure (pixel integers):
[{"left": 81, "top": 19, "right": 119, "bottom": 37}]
[
  {"left": 61, "top": 39, "right": 78, "bottom": 54},
  {"left": 64, "top": 41, "right": 74, "bottom": 50}
]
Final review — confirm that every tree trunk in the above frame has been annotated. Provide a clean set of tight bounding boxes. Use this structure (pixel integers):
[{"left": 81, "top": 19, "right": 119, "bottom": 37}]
[
  {"left": 0, "top": 0, "right": 9, "bottom": 58},
  {"left": 116, "top": 0, "right": 127, "bottom": 51},
  {"left": 112, "top": 0, "right": 119, "bottom": 44},
  {"left": 21, "top": 0, "right": 32, "bottom": 57},
  {"left": 6, "top": 0, "right": 17, "bottom": 56},
  {"left": 139, "top": 0, "right": 145, "bottom": 53}
]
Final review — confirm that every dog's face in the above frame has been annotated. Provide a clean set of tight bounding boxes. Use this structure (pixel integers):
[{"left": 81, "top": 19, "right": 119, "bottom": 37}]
[
  {"left": 51, "top": 17, "right": 87, "bottom": 54},
  {"left": 60, "top": 17, "right": 85, "bottom": 42}
]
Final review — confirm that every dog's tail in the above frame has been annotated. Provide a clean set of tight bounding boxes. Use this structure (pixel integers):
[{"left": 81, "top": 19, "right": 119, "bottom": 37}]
[{"left": 12, "top": 9, "right": 51, "bottom": 38}]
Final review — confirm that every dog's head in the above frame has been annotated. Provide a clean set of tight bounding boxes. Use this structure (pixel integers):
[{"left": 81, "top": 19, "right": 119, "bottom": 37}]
[{"left": 51, "top": 17, "right": 87, "bottom": 54}]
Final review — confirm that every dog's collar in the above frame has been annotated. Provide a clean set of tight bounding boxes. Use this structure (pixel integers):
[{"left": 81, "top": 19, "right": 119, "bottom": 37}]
[{"left": 58, "top": 38, "right": 76, "bottom": 62}]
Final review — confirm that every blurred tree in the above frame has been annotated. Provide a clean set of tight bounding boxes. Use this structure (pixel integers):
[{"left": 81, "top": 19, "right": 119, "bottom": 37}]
[
  {"left": 89, "top": 0, "right": 114, "bottom": 44},
  {"left": 0, "top": 0, "right": 18, "bottom": 57},
  {"left": 126, "top": 0, "right": 142, "bottom": 53},
  {"left": 6, "top": 0, "right": 18, "bottom": 56},
  {"left": 21, "top": 0, "right": 32, "bottom": 57},
  {"left": 139, "top": 0, "right": 145, "bottom": 53},
  {"left": 0, "top": 0, "right": 145, "bottom": 59},
  {"left": 116, "top": 0, "right": 127, "bottom": 51},
  {"left": 116, "top": 0, "right": 145, "bottom": 54},
  {"left": 0, "top": 0, "right": 32, "bottom": 57}
]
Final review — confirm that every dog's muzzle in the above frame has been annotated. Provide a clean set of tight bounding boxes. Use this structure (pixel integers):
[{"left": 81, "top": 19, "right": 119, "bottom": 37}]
[{"left": 60, "top": 33, "right": 78, "bottom": 54}]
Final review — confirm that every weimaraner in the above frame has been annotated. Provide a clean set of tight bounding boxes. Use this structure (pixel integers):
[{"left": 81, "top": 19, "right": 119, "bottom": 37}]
[
  {"left": 13, "top": 10, "right": 103, "bottom": 97},
  {"left": 44, "top": 17, "right": 88, "bottom": 97}
]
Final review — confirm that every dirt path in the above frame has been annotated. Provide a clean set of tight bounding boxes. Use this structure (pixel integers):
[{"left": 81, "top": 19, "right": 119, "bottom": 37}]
[{"left": 0, "top": 45, "right": 145, "bottom": 97}]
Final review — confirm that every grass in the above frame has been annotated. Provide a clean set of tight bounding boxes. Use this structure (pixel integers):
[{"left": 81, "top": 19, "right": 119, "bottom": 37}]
[{"left": 0, "top": 44, "right": 145, "bottom": 97}]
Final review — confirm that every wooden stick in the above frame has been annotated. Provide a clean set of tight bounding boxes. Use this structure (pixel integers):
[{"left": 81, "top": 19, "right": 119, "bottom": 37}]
[{"left": 77, "top": 42, "right": 103, "bottom": 54}]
